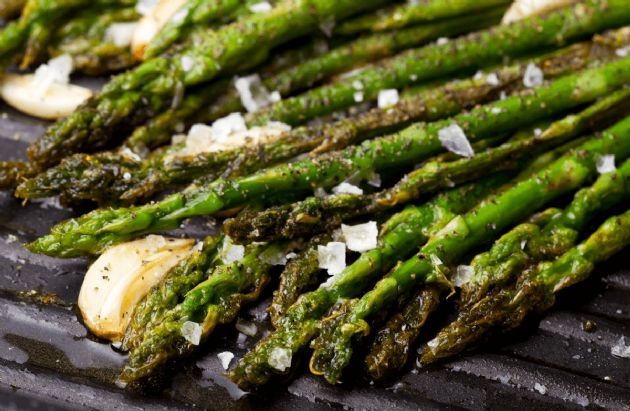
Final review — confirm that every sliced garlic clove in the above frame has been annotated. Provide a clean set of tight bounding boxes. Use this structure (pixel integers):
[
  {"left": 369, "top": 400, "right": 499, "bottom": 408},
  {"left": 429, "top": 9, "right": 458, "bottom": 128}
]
[
  {"left": 131, "top": 0, "right": 187, "bottom": 60},
  {"left": 78, "top": 235, "right": 195, "bottom": 342},
  {"left": 502, "top": 0, "right": 577, "bottom": 24},
  {"left": 0, "top": 74, "right": 92, "bottom": 120}
]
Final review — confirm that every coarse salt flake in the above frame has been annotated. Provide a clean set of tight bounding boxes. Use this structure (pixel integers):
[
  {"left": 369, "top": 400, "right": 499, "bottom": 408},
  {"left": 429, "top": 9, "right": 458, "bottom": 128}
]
[
  {"left": 180, "top": 55, "right": 194, "bottom": 71},
  {"left": 32, "top": 54, "right": 74, "bottom": 99},
  {"left": 452, "top": 265, "right": 474, "bottom": 287},
  {"left": 486, "top": 72, "right": 500, "bottom": 86},
  {"left": 438, "top": 123, "right": 475, "bottom": 158},
  {"left": 181, "top": 321, "right": 202, "bottom": 345},
  {"left": 341, "top": 221, "right": 378, "bottom": 252},
  {"left": 318, "top": 242, "right": 346, "bottom": 275},
  {"left": 377, "top": 89, "right": 399, "bottom": 108},
  {"left": 235, "top": 318, "right": 258, "bottom": 337},
  {"left": 616, "top": 46, "right": 630, "bottom": 57},
  {"left": 221, "top": 236, "right": 245, "bottom": 264},
  {"left": 611, "top": 336, "right": 630, "bottom": 358},
  {"left": 104, "top": 22, "right": 138, "bottom": 47},
  {"left": 217, "top": 351, "right": 234, "bottom": 370},
  {"left": 332, "top": 182, "right": 363, "bottom": 195},
  {"left": 249, "top": 1, "right": 272, "bottom": 13},
  {"left": 211, "top": 112, "right": 247, "bottom": 141},
  {"left": 268, "top": 347, "right": 292, "bottom": 371},
  {"left": 534, "top": 382, "right": 547, "bottom": 395},
  {"left": 234, "top": 74, "right": 275, "bottom": 113},
  {"left": 353, "top": 91, "right": 364, "bottom": 103},
  {"left": 523, "top": 63, "right": 544, "bottom": 88},
  {"left": 596, "top": 154, "right": 616, "bottom": 174},
  {"left": 436, "top": 37, "right": 449, "bottom": 45},
  {"left": 136, "top": 0, "right": 158, "bottom": 16}
]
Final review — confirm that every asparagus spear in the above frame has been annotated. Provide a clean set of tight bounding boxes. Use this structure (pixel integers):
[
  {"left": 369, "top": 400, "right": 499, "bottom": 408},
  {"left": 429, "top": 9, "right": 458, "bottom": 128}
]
[
  {"left": 365, "top": 156, "right": 630, "bottom": 380},
  {"left": 121, "top": 235, "right": 224, "bottom": 352},
  {"left": 27, "top": 58, "right": 630, "bottom": 258},
  {"left": 421, "top": 205, "right": 630, "bottom": 365},
  {"left": 26, "top": 0, "right": 389, "bottom": 167},
  {"left": 307, "top": 117, "right": 630, "bottom": 384},
  {"left": 119, "top": 241, "right": 289, "bottom": 385},
  {"left": 224, "top": 86, "right": 630, "bottom": 242},
  {"left": 0, "top": 160, "right": 36, "bottom": 190},
  {"left": 268, "top": 233, "right": 331, "bottom": 327},
  {"left": 336, "top": 0, "right": 511, "bottom": 35},
  {"left": 252, "top": 0, "right": 630, "bottom": 126},
  {"left": 228, "top": 176, "right": 509, "bottom": 389}
]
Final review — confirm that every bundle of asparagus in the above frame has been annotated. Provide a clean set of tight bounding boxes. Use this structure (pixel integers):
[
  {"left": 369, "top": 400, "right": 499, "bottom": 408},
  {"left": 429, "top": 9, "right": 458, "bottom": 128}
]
[{"left": 5, "top": 0, "right": 630, "bottom": 396}]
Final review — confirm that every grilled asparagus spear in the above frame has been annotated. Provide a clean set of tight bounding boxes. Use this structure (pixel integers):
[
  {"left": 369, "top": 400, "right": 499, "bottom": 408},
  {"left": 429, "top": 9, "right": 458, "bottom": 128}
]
[
  {"left": 307, "top": 117, "right": 630, "bottom": 384},
  {"left": 27, "top": 58, "right": 630, "bottom": 258},
  {"left": 224, "top": 83, "right": 630, "bottom": 242},
  {"left": 421, "top": 205, "right": 630, "bottom": 365},
  {"left": 0, "top": 0, "right": 25, "bottom": 19},
  {"left": 228, "top": 176, "right": 508, "bottom": 389}
]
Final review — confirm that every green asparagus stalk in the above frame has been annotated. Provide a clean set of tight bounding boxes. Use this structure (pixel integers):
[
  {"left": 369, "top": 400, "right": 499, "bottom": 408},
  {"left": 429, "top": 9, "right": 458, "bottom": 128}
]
[
  {"left": 228, "top": 176, "right": 509, "bottom": 389},
  {"left": 268, "top": 233, "right": 331, "bottom": 327},
  {"left": 0, "top": 0, "right": 25, "bottom": 19},
  {"left": 252, "top": 0, "right": 630, "bottom": 126},
  {"left": 307, "top": 117, "right": 630, "bottom": 384},
  {"left": 28, "top": 58, "right": 630, "bottom": 258},
  {"left": 224, "top": 86, "right": 630, "bottom": 242},
  {"left": 26, "top": 0, "right": 389, "bottom": 167},
  {"left": 365, "top": 156, "right": 630, "bottom": 380},
  {"left": 421, "top": 205, "right": 630, "bottom": 365},
  {"left": 364, "top": 285, "right": 442, "bottom": 381},
  {"left": 121, "top": 235, "right": 224, "bottom": 352},
  {"left": 336, "top": 0, "right": 511, "bottom": 35},
  {"left": 119, "top": 241, "right": 289, "bottom": 385},
  {"left": 0, "top": 160, "right": 36, "bottom": 190}
]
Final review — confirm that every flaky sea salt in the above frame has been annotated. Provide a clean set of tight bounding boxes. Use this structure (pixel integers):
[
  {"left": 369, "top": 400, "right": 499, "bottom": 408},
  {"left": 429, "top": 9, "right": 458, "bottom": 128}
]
[
  {"left": 438, "top": 123, "right": 475, "bottom": 158},
  {"left": 596, "top": 154, "right": 616, "bottom": 174},
  {"left": 377, "top": 89, "right": 399, "bottom": 108},
  {"left": 486, "top": 72, "right": 500, "bottom": 86},
  {"left": 234, "top": 74, "right": 275, "bottom": 113},
  {"left": 249, "top": 1, "right": 272, "bottom": 12},
  {"left": 181, "top": 321, "right": 202, "bottom": 345},
  {"left": 221, "top": 237, "right": 245, "bottom": 264},
  {"left": 211, "top": 112, "right": 247, "bottom": 141},
  {"left": 611, "top": 336, "right": 630, "bottom": 358},
  {"left": 268, "top": 347, "right": 292, "bottom": 371},
  {"left": 180, "top": 55, "right": 194, "bottom": 71},
  {"left": 235, "top": 318, "right": 258, "bottom": 337},
  {"left": 534, "top": 382, "right": 547, "bottom": 395},
  {"left": 353, "top": 91, "right": 364, "bottom": 103},
  {"left": 32, "top": 54, "right": 74, "bottom": 99},
  {"left": 615, "top": 46, "right": 630, "bottom": 57},
  {"left": 341, "top": 221, "right": 378, "bottom": 252},
  {"left": 318, "top": 242, "right": 346, "bottom": 275},
  {"left": 136, "top": 0, "right": 158, "bottom": 16},
  {"left": 332, "top": 182, "right": 363, "bottom": 195},
  {"left": 452, "top": 265, "right": 474, "bottom": 287},
  {"left": 523, "top": 63, "right": 544, "bottom": 88},
  {"left": 104, "top": 22, "right": 138, "bottom": 47},
  {"left": 436, "top": 37, "right": 449, "bottom": 45},
  {"left": 217, "top": 351, "right": 234, "bottom": 370}
]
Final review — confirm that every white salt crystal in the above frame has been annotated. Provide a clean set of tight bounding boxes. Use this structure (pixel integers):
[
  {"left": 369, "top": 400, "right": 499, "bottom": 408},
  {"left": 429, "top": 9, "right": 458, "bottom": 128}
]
[
  {"left": 211, "top": 112, "right": 247, "bottom": 141},
  {"left": 352, "top": 80, "right": 364, "bottom": 90},
  {"left": 318, "top": 242, "right": 346, "bottom": 275},
  {"left": 221, "top": 237, "right": 245, "bottom": 264},
  {"left": 268, "top": 347, "right": 292, "bottom": 371},
  {"left": 235, "top": 318, "right": 257, "bottom": 337},
  {"left": 341, "top": 221, "right": 378, "bottom": 252},
  {"left": 180, "top": 55, "right": 194, "bottom": 71},
  {"left": 249, "top": 1, "right": 272, "bottom": 13},
  {"left": 104, "top": 22, "right": 138, "bottom": 47},
  {"left": 453, "top": 265, "right": 474, "bottom": 287},
  {"left": 353, "top": 91, "right": 364, "bottom": 103},
  {"left": 596, "top": 154, "right": 616, "bottom": 174},
  {"left": 616, "top": 46, "right": 630, "bottom": 57},
  {"left": 377, "top": 89, "right": 399, "bottom": 108},
  {"left": 523, "top": 63, "right": 544, "bottom": 88},
  {"left": 136, "top": 0, "right": 158, "bottom": 16},
  {"left": 234, "top": 74, "right": 275, "bottom": 113},
  {"left": 486, "top": 72, "right": 500, "bottom": 86},
  {"left": 217, "top": 351, "right": 234, "bottom": 370},
  {"left": 332, "top": 182, "right": 363, "bottom": 195},
  {"left": 181, "top": 321, "right": 202, "bottom": 345},
  {"left": 611, "top": 336, "right": 630, "bottom": 358},
  {"left": 367, "top": 172, "right": 381, "bottom": 188},
  {"left": 534, "top": 382, "right": 547, "bottom": 395},
  {"left": 32, "top": 54, "right": 74, "bottom": 99},
  {"left": 436, "top": 37, "right": 449, "bottom": 45},
  {"left": 438, "top": 123, "right": 475, "bottom": 158}
]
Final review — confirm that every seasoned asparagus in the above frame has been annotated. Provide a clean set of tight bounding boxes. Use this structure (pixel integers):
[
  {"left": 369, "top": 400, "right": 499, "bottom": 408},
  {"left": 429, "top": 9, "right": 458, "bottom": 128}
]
[
  {"left": 119, "top": 241, "right": 289, "bottom": 385},
  {"left": 26, "top": 0, "right": 389, "bottom": 167},
  {"left": 0, "top": 160, "right": 36, "bottom": 190},
  {"left": 253, "top": 0, "right": 630, "bottom": 126},
  {"left": 0, "top": 0, "right": 25, "bottom": 19},
  {"left": 336, "top": 0, "right": 511, "bottom": 34},
  {"left": 228, "top": 176, "right": 508, "bottom": 389},
  {"left": 307, "top": 117, "right": 630, "bottom": 384},
  {"left": 421, "top": 206, "right": 630, "bottom": 365},
  {"left": 224, "top": 83, "right": 630, "bottom": 242},
  {"left": 121, "top": 235, "right": 224, "bottom": 352},
  {"left": 28, "top": 58, "right": 630, "bottom": 258}
]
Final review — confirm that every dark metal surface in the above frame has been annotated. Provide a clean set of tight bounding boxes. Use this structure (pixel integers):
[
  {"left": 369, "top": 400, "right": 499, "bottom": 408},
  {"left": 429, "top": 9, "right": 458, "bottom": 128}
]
[{"left": 0, "top": 102, "right": 629, "bottom": 411}]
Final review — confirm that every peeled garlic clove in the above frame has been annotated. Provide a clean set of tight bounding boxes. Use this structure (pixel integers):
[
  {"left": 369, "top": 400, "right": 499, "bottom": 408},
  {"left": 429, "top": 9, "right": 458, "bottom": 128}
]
[
  {"left": 78, "top": 235, "right": 195, "bottom": 342},
  {"left": 0, "top": 74, "right": 92, "bottom": 120},
  {"left": 132, "top": 0, "right": 187, "bottom": 60},
  {"left": 502, "top": 0, "right": 577, "bottom": 24}
]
